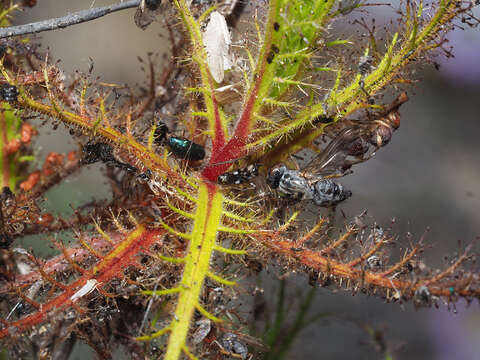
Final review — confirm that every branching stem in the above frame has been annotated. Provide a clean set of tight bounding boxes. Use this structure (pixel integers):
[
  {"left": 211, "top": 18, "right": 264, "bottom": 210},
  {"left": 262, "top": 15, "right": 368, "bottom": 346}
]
[{"left": 0, "top": 0, "right": 142, "bottom": 39}]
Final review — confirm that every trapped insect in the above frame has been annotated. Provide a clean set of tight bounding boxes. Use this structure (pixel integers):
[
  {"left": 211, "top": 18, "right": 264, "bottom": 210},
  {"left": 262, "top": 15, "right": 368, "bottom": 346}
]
[
  {"left": 366, "top": 255, "right": 382, "bottom": 271},
  {"left": 217, "top": 164, "right": 260, "bottom": 185},
  {"left": 268, "top": 94, "right": 408, "bottom": 207},
  {"left": 82, "top": 141, "right": 138, "bottom": 173},
  {"left": 414, "top": 285, "right": 432, "bottom": 307},
  {"left": 203, "top": 11, "right": 233, "bottom": 83},
  {"left": 267, "top": 165, "right": 351, "bottom": 207},
  {"left": 320, "top": 92, "right": 408, "bottom": 171},
  {"left": 192, "top": 319, "right": 212, "bottom": 345},
  {"left": 154, "top": 121, "right": 206, "bottom": 161},
  {"left": 266, "top": 131, "right": 354, "bottom": 207},
  {"left": 0, "top": 84, "right": 19, "bottom": 102},
  {"left": 358, "top": 54, "right": 373, "bottom": 75},
  {"left": 218, "top": 333, "right": 248, "bottom": 360}
]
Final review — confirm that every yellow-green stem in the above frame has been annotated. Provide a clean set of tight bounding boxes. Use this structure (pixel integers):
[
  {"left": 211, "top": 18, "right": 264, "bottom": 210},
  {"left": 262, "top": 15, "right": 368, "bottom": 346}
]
[{"left": 165, "top": 182, "right": 223, "bottom": 360}]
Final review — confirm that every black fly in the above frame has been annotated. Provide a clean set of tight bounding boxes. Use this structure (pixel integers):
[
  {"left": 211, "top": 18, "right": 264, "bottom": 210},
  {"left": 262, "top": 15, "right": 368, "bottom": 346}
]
[
  {"left": 267, "top": 93, "right": 408, "bottom": 207},
  {"left": 266, "top": 129, "right": 356, "bottom": 207},
  {"left": 82, "top": 141, "right": 138, "bottom": 173},
  {"left": 0, "top": 85, "right": 19, "bottom": 102}
]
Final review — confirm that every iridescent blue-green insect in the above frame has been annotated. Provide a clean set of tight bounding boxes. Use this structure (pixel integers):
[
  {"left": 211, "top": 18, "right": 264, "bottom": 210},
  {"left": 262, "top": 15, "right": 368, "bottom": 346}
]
[{"left": 154, "top": 122, "right": 205, "bottom": 162}]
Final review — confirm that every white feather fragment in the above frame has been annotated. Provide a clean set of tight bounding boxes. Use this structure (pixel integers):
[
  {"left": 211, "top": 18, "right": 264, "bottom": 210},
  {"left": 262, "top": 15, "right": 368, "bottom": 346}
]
[
  {"left": 70, "top": 279, "right": 98, "bottom": 302},
  {"left": 203, "top": 11, "right": 233, "bottom": 83}
]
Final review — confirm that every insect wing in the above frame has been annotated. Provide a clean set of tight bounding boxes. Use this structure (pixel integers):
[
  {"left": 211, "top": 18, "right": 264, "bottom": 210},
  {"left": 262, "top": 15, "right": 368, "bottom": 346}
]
[
  {"left": 203, "top": 11, "right": 233, "bottom": 83},
  {"left": 232, "top": 332, "right": 270, "bottom": 352},
  {"left": 302, "top": 127, "right": 363, "bottom": 178}
]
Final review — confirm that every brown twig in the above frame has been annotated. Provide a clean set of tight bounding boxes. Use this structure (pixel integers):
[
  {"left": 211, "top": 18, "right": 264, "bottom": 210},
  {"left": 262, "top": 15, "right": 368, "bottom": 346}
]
[{"left": 0, "top": 1, "right": 142, "bottom": 39}]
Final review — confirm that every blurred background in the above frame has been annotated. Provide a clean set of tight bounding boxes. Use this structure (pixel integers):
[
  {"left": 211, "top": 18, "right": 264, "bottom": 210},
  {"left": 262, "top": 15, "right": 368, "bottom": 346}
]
[{"left": 12, "top": 1, "right": 480, "bottom": 359}]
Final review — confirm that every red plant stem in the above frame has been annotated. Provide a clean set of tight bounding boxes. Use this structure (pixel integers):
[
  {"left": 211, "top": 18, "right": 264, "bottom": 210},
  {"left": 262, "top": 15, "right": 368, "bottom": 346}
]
[
  {"left": 202, "top": 65, "right": 265, "bottom": 181},
  {"left": 0, "top": 235, "right": 118, "bottom": 294},
  {"left": 209, "top": 89, "right": 225, "bottom": 153},
  {"left": 1, "top": 67, "right": 61, "bottom": 86},
  {"left": 260, "top": 235, "right": 480, "bottom": 299},
  {"left": 0, "top": 227, "right": 164, "bottom": 338}
]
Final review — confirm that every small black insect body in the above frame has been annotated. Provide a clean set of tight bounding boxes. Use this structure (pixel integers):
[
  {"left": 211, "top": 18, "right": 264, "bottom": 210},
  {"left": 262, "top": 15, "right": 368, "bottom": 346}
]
[
  {"left": 358, "top": 54, "right": 373, "bottom": 75},
  {"left": 414, "top": 285, "right": 432, "bottom": 307},
  {"left": 1, "top": 186, "right": 14, "bottom": 204},
  {"left": 82, "top": 142, "right": 115, "bottom": 164},
  {"left": 312, "top": 114, "right": 334, "bottom": 125},
  {"left": 218, "top": 164, "right": 259, "bottom": 185},
  {"left": 268, "top": 93, "right": 405, "bottom": 206},
  {"left": 266, "top": 165, "right": 351, "bottom": 207},
  {"left": 153, "top": 121, "right": 169, "bottom": 143},
  {"left": 0, "top": 84, "right": 19, "bottom": 102},
  {"left": 219, "top": 333, "right": 248, "bottom": 360},
  {"left": 153, "top": 122, "right": 206, "bottom": 161},
  {"left": 82, "top": 141, "right": 138, "bottom": 173},
  {"left": 137, "top": 169, "right": 152, "bottom": 184}
]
